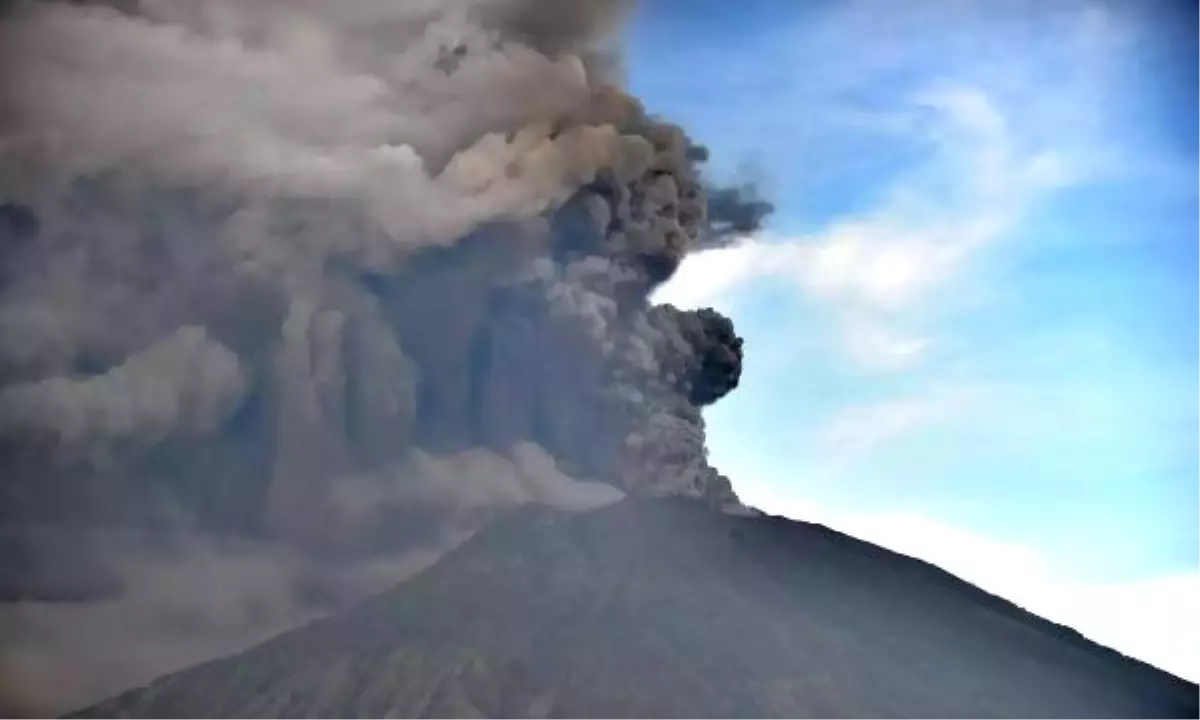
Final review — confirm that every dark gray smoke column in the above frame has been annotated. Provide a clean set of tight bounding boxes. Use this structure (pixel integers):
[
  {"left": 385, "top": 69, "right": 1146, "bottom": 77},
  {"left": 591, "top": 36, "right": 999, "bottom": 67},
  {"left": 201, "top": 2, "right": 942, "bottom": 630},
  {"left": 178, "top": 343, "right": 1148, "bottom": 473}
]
[{"left": 0, "top": 0, "right": 770, "bottom": 714}]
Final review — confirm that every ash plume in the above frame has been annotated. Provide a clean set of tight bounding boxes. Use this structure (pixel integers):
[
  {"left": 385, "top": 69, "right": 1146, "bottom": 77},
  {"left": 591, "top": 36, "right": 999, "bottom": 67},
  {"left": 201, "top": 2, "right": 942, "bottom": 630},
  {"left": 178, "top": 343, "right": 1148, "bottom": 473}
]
[
  {"left": 703, "top": 182, "right": 776, "bottom": 247},
  {"left": 0, "top": 0, "right": 770, "bottom": 714}
]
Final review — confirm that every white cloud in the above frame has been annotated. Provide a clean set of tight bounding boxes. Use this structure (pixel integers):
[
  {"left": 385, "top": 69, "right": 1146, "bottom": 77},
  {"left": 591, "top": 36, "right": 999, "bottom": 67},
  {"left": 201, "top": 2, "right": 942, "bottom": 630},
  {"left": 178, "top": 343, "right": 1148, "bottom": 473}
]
[
  {"left": 757, "top": 496, "right": 1200, "bottom": 682},
  {"left": 839, "top": 318, "right": 930, "bottom": 371},
  {"left": 654, "top": 0, "right": 1130, "bottom": 375},
  {"left": 657, "top": 83, "right": 1066, "bottom": 372},
  {"left": 651, "top": 237, "right": 781, "bottom": 309},
  {"left": 816, "top": 386, "right": 977, "bottom": 455}
]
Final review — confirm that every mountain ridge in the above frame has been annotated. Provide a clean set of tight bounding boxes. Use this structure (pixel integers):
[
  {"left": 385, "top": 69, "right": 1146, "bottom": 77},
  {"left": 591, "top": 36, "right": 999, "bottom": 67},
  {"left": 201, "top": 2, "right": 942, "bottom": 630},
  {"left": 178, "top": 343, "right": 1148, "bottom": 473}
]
[
  {"left": 741, "top": 508, "right": 1187, "bottom": 683},
  {"left": 72, "top": 499, "right": 1199, "bottom": 718}
]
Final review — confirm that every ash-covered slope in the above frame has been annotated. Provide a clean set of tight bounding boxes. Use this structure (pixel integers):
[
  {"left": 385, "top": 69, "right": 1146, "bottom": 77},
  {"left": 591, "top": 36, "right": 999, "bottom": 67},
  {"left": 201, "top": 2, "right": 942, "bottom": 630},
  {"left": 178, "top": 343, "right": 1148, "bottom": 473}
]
[{"left": 75, "top": 500, "right": 1199, "bottom": 719}]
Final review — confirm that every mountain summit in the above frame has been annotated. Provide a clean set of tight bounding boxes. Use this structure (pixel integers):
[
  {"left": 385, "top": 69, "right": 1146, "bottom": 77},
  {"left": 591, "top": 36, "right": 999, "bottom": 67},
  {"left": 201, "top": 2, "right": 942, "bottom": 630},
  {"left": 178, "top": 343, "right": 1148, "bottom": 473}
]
[{"left": 73, "top": 500, "right": 1198, "bottom": 718}]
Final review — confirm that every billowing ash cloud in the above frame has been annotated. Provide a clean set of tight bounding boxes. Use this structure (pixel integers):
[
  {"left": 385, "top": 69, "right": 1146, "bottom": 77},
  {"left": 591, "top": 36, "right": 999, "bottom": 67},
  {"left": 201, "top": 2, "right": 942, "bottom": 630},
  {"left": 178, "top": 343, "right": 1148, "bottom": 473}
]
[{"left": 0, "top": 0, "right": 770, "bottom": 714}]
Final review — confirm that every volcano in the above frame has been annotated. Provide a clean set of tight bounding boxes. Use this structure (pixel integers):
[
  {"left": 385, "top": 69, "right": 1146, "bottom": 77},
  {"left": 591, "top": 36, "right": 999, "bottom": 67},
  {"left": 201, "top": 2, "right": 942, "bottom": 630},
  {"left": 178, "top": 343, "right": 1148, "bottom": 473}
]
[{"left": 72, "top": 499, "right": 1198, "bottom": 719}]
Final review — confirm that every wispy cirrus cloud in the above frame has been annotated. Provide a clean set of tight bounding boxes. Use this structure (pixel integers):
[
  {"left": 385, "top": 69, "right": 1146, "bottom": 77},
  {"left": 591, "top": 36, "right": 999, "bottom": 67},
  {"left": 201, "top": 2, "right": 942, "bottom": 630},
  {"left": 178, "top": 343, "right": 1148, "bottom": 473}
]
[
  {"left": 655, "top": 81, "right": 1085, "bottom": 371},
  {"left": 816, "top": 385, "right": 981, "bottom": 456},
  {"left": 652, "top": 0, "right": 1129, "bottom": 371}
]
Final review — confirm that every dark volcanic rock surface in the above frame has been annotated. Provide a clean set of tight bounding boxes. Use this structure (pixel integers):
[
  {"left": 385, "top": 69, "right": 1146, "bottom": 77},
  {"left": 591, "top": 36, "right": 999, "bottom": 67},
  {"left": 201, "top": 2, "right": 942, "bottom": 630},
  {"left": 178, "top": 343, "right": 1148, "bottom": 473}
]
[{"left": 73, "top": 500, "right": 1200, "bottom": 718}]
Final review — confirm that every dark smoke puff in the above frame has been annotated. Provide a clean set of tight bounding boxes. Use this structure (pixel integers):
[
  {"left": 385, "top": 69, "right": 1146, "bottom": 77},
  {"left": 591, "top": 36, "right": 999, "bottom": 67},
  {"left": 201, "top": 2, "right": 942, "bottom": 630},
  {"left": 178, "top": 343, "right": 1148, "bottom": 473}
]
[
  {"left": 513, "top": 113, "right": 748, "bottom": 501},
  {"left": 697, "top": 184, "right": 775, "bottom": 249},
  {"left": 549, "top": 187, "right": 614, "bottom": 261},
  {"left": 650, "top": 305, "right": 743, "bottom": 407},
  {"left": 549, "top": 144, "right": 705, "bottom": 296},
  {"left": 675, "top": 140, "right": 775, "bottom": 246}
]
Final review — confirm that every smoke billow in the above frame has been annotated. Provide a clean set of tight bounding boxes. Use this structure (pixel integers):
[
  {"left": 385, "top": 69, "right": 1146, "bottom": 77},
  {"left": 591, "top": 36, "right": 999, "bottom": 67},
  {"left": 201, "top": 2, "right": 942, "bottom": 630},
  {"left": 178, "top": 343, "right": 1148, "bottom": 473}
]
[{"left": 0, "top": 0, "right": 770, "bottom": 714}]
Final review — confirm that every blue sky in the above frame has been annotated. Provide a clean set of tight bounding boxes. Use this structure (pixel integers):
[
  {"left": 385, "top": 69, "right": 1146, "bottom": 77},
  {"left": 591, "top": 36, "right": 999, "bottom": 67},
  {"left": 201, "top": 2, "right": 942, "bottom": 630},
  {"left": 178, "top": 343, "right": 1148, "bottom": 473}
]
[{"left": 628, "top": 0, "right": 1198, "bottom": 678}]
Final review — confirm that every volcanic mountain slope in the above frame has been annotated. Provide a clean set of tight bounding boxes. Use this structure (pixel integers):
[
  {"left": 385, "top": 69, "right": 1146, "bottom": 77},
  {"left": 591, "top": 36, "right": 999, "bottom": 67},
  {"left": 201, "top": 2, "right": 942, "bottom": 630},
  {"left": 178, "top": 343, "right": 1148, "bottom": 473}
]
[{"left": 74, "top": 500, "right": 1198, "bottom": 719}]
